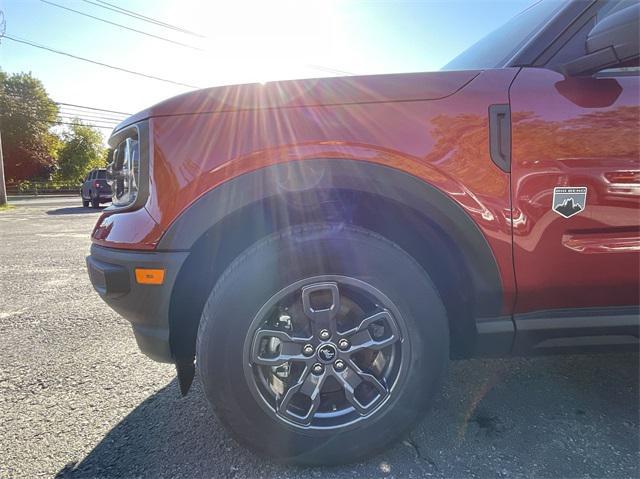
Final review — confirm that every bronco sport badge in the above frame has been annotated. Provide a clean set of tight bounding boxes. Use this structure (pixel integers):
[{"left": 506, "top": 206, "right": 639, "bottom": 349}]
[{"left": 552, "top": 187, "right": 587, "bottom": 218}]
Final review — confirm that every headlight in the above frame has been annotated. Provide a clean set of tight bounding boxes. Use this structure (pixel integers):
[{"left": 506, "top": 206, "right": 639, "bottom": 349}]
[
  {"left": 106, "top": 122, "right": 148, "bottom": 211},
  {"left": 108, "top": 137, "right": 139, "bottom": 207}
]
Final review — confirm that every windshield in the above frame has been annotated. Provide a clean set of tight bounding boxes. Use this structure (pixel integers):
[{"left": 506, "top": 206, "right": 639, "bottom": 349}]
[{"left": 443, "top": 0, "right": 565, "bottom": 70}]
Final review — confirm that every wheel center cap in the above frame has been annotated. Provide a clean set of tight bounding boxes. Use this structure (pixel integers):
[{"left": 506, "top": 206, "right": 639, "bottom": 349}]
[{"left": 316, "top": 343, "right": 337, "bottom": 364}]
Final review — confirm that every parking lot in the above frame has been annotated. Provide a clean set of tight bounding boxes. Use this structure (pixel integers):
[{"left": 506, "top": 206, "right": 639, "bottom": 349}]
[{"left": 0, "top": 196, "right": 638, "bottom": 479}]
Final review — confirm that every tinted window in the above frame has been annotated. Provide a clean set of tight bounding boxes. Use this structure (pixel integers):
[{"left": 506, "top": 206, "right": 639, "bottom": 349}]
[
  {"left": 96, "top": 170, "right": 106, "bottom": 179},
  {"left": 443, "top": 0, "right": 564, "bottom": 70},
  {"left": 89, "top": 171, "right": 96, "bottom": 180}
]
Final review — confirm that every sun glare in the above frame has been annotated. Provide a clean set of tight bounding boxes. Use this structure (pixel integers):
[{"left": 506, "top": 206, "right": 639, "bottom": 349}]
[{"left": 164, "top": 0, "right": 345, "bottom": 87}]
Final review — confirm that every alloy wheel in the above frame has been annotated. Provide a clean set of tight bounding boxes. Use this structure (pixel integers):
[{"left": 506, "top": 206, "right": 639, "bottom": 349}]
[{"left": 243, "top": 276, "right": 408, "bottom": 430}]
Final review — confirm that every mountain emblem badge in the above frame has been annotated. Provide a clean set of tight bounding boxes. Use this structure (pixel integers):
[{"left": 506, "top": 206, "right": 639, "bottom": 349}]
[{"left": 552, "top": 187, "right": 587, "bottom": 218}]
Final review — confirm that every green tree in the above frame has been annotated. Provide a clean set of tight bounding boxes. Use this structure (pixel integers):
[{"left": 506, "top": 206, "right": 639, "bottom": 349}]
[
  {"left": 0, "top": 70, "right": 60, "bottom": 180},
  {"left": 55, "top": 121, "right": 106, "bottom": 183}
]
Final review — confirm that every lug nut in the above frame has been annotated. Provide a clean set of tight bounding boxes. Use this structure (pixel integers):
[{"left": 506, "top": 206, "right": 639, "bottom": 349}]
[
  {"left": 302, "top": 344, "right": 314, "bottom": 356},
  {"left": 277, "top": 313, "right": 292, "bottom": 330},
  {"left": 319, "top": 329, "right": 331, "bottom": 340},
  {"left": 334, "top": 359, "right": 346, "bottom": 371},
  {"left": 312, "top": 363, "right": 324, "bottom": 375},
  {"left": 338, "top": 338, "right": 350, "bottom": 350}
]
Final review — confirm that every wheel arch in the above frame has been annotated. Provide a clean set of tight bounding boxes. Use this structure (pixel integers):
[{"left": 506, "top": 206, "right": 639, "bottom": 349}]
[{"left": 163, "top": 159, "right": 505, "bottom": 362}]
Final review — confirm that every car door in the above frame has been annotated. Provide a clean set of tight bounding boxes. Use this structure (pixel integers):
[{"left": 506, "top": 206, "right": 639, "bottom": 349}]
[{"left": 509, "top": 2, "right": 639, "bottom": 316}]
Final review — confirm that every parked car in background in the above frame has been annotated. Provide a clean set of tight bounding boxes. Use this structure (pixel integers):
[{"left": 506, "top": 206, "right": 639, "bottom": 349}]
[
  {"left": 86, "top": 0, "right": 639, "bottom": 465},
  {"left": 80, "top": 168, "right": 111, "bottom": 208}
]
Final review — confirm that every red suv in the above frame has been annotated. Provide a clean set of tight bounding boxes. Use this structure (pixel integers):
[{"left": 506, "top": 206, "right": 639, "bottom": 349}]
[{"left": 87, "top": 0, "right": 639, "bottom": 465}]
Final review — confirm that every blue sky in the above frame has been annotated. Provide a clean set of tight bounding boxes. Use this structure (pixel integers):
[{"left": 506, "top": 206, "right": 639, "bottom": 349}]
[{"left": 1, "top": 0, "right": 533, "bottom": 133}]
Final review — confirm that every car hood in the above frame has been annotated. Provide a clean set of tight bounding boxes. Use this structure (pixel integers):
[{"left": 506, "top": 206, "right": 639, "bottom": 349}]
[{"left": 115, "top": 70, "right": 480, "bottom": 132}]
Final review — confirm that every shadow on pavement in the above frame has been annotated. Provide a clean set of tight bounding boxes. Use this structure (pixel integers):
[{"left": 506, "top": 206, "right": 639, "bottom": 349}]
[
  {"left": 47, "top": 206, "right": 106, "bottom": 215},
  {"left": 55, "top": 354, "right": 640, "bottom": 479},
  {"left": 54, "top": 379, "right": 294, "bottom": 478}
]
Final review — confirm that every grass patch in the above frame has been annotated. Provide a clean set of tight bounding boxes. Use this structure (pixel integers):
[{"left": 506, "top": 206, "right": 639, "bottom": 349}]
[{"left": 0, "top": 203, "right": 16, "bottom": 212}]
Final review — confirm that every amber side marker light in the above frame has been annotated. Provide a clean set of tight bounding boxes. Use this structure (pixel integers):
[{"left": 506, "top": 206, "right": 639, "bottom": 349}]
[{"left": 135, "top": 268, "right": 165, "bottom": 285}]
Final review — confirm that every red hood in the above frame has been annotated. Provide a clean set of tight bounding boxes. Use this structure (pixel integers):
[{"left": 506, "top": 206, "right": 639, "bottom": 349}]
[{"left": 114, "top": 70, "right": 480, "bottom": 132}]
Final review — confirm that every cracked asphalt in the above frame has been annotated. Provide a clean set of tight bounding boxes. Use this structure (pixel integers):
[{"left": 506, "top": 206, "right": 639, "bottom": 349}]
[{"left": 0, "top": 196, "right": 638, "bottom": 478}]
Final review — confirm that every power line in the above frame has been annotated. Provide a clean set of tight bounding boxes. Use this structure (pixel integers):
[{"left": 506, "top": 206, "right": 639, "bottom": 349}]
[
  {"left": 306, "top": 64, "right": 355, "bottom": 76},
  {"left": 32, "top": 116, "right": 116, "bottom": 130},
  {"left": 58, "top": 120, "right": 119, "bottom": 128},
  {"left": 2, "top": 94, "right": 129, "bottom": 121},
  {"left": 45, "top": 4, "right": 354, "bottom": 76},
  {"left": 2, "top": 94, "right": 116, "bottom": 130},
  {"left": 3, "top": 97, "right": 126, "bottom": 122},
  {"left": 58, "top": 115, "right": 120, "bottom": 124},
  {"left": 57, "top": 108, "right": 127, "bottom": 120},
  {"left": 55, "top": 102, "right": 131, "bottom": 115},
  {"left": 23, "top": 114, "right": 115, "bottom": 130},
  {"left": 85, "top": 0, "right": 205, "bottom": 38},
  {"left": 58, "top": 112, "right": 125, "bottom": 122},
  {"left": 55, "top": 120, "right": 114, "bottom": 129},
  {"left": 59, "top": 113, "right": 124, "bottom": 123},
  {"left": 58, "top": 106, "right": 126, "bottom": 118},
  {"left": 57, "top": 104, "right": 126, "bottom": 114},
  {"left": 6, "top": 109, "right": 119, "bottom": 128},
  {"left": 59, "top": 123, "right": 117, "bottom": 130},
  {"left": 2, "top": 34, "right": 202, "bottom": 89},
  {"left": 40, "top": 0, "right": 203, "bottom": 51}
]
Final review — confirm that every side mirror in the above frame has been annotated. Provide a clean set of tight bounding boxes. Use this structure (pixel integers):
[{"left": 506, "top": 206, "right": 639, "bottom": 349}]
[{"left": 563, "top": 3, "right": 639, "bottom": 76}]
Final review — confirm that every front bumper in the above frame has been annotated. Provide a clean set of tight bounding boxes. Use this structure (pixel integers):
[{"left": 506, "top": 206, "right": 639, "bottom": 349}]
[{"left": 87, "top": 244, "right": 188, "bottom": 362}]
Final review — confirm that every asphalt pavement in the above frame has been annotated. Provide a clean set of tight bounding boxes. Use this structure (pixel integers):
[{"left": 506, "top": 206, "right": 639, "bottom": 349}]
[{"left": 0, "top": 196, "right": 638, "bottom": 478}]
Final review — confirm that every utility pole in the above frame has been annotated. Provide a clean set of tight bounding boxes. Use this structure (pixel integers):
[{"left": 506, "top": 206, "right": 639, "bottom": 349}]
[
  {"left": 0, "top": 129, "right": 6, "bottom": 207},
  {"left": 0, "top": 10, "right": 6, "bottom": 206}
]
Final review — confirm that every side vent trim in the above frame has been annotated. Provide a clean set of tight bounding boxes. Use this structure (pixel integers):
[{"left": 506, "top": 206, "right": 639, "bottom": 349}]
[{"left": 488, "top": 104, "right": 512, "bottom": 173}]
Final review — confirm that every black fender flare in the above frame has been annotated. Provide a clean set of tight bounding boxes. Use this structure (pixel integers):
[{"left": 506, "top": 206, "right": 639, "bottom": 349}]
[{"left": 159, "top": 159, "right": 504, "bottom": 319}]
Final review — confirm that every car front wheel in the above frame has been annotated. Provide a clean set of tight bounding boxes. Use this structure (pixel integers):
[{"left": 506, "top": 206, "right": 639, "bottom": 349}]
[{"left": 196, "top": 224, "right": 449, "bottom": 465}]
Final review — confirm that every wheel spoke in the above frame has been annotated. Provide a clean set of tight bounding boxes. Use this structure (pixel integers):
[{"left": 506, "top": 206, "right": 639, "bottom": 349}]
[
  {"left": 341, "top": 310, "right": 400, "bottom": 353},
  {"left": 277, "top": 366, "right": 326, "bottom": 424},
  {"left": 250, "top": 329, "right": 310, "bottom": 367},
  {"left": 245, "top": 278, "right": 407, "bottom": 429},
  {"left": 301, "top": 282, "right": 340, "bottom": 337},
  {"left": 334, "top": 360, "right": 388, "bottom": 415}
]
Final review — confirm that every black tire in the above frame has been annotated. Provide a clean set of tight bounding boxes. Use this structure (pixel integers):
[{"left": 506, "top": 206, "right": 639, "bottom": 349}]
[
  {"left": 196, "top": 224, "right": 449, "bottom": 465},
  {"left": 82, "top": 198, "right": 89, "bottom": 207}
]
